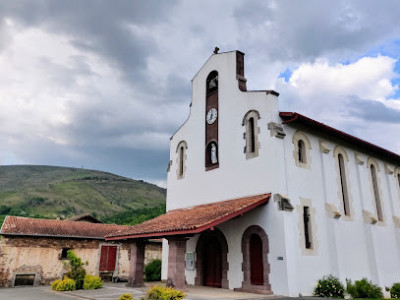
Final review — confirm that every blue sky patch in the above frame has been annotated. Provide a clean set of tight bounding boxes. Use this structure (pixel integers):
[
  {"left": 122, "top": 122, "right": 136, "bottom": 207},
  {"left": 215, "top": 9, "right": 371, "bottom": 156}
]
[
  {"left": 278, "top": 68, "right": 293, "bottom": 82},
  {"left": 390, "top": 59, "right": 400, "bottom": 99}
]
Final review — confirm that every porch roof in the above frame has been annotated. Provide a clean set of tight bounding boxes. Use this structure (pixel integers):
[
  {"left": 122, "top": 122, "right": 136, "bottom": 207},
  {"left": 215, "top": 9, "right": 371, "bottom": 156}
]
[
  {"left": 106, "top": 193, "right": 270, "bottom": 240},
  {"left": 0, "top": 215, "right": 131, "bottom": 239}
]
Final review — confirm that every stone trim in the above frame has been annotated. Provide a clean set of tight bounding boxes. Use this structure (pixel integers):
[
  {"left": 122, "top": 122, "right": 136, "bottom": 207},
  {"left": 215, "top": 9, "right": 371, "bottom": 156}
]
[
  {"left": 385, "top": 163, "right": 394, "bottom": 175},
  {"left": 319, "top": 140, "right": 330, "bottom": 154},
  {"left": 267, "top": 122, "right": 286, "bottom": 139},
  {"left": 236, "top": 225, "right": 271, "bottom": 295},
  {"left": 195, "top": 229, "right": 229, "bottom": 289},
  {"left": 367, "top": 158, "right": 386, "bottom": 225},
  {"left": 297, "top": 198, "right": 318, "bottom": 255},
  {"left": 355, "top": 153, "right": 365, "bottom": 165},
  {"left": 242, "top": 110, "right": 261, "bottom": 159},
  {"left": 333, "top": 146, "right": 354, "bottom": 221},
  {"left": 176, "top": 141, "right": 188, "bottom": 180},
  {"left": 274, "top": 194, "right": 294, "bottom": 211},
  {"left": 292, "top": 131, "right": 312, "bottom": 169}
]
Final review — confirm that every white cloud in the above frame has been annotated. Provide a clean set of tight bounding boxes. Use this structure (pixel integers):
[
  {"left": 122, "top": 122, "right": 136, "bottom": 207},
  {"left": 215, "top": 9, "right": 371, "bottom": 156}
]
[{"left": 289, "top": 56, "right": 398, "bottom": 101}]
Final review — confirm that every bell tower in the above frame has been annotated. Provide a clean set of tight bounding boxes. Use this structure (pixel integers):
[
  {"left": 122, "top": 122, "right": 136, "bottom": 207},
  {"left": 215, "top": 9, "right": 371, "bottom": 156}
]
[{"left": 205, "top": 70, "right": 219, "bottom": 171}]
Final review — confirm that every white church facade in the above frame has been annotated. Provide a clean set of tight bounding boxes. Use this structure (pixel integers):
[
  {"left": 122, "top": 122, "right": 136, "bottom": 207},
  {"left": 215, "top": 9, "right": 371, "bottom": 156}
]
[{"left": 108, "top": 50, "right": 400, "bottom": 296}]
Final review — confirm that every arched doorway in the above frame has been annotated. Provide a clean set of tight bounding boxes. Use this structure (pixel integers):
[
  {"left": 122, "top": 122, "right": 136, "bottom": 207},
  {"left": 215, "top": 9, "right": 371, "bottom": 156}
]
[
  {"left": 195, "top": 229, "right": 229, "bottom": 288},
  {"left": 250, "top": 234, "right": 263, "bottom": 285},
  {"left": 239, "top": 225, "right": 271, "bottom": 294}
]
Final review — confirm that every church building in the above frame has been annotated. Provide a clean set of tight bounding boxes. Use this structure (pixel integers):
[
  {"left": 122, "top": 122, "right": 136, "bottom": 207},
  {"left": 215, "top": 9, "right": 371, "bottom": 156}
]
[{"left": 107, "top": 50, "right": 400, "bottom": 296}]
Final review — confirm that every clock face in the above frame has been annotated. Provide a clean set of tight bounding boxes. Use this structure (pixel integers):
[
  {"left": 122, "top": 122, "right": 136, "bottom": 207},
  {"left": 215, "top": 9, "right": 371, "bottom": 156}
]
[{"left": 206, "top": 108, "right": 218, "bottom": 124}]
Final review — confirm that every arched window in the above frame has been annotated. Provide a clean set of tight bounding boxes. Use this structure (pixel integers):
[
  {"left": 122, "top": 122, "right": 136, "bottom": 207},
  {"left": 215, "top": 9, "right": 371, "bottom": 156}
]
[
  {"left": 242, "top": 110, "right": 260, "bottom": 159},
  {"left": 338, "top": 153, "right": 350, "bottom": 216},
  {"left": 292, "top": 131, "right": 311, "bottom": 169},
  {"left": 303, "top": 206, "right": 312, "bottom": 249},
  {"left": 298, "top": 140, "right": 306, "bottom": 163},
  {"left": 178, "top": 146, "right": 184, "bottom": 176},
  {"left": 370, "top": 164, "right": 383, "bottom": 221},
  {"left": 248, "top": 118, "right": 255, "bottom": 153},
  {"left": 176, "top": 141, "right": 187, "bottom": 179}
]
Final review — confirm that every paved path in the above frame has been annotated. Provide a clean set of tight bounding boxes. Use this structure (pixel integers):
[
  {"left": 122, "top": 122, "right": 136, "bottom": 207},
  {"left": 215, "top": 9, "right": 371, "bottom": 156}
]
[{"left": 0, "top": 282, "right": 297, "bottom": 300}]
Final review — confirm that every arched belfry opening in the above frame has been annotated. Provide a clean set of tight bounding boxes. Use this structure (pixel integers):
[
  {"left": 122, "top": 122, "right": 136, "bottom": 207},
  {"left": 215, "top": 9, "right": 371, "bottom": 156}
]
[
  {"left": 206, "top": 71, "right": 218, "bottom": 95},
  {"left": 195, "top": 229, "right": 229, "bottom": 289}
]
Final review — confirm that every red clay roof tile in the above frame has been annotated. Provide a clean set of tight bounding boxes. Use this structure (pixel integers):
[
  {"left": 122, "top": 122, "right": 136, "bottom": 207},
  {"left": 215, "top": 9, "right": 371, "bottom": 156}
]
[
  {"left": 107, "top": 193, "right": 270, "bottom": 240},
  {"left": 0, "top": 216, "right": 131, "bottom": 239}
]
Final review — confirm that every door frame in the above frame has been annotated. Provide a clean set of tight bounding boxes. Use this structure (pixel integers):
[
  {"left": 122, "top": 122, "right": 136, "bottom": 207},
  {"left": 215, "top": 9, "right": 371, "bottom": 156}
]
[
  {"left": 194, "top": 229, "right": 229, "bottom": 289},
  {"left": 240, "top": 225, "right": 271, "bottom": 292},
  {"left": 97, "top": 243, "right": 120, "bottom": 277}
]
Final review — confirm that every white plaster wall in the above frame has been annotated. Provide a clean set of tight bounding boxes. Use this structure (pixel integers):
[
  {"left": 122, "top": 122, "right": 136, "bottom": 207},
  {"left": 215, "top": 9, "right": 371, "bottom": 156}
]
[
  {"left": 167, "top": 51, "right": 283, "bottom": 211},
  {"left": 163, "top": 50, "right": 400, "bottom": 297},
  {"left": 283, "top": 124, "right": 400, "bottom": 295}
]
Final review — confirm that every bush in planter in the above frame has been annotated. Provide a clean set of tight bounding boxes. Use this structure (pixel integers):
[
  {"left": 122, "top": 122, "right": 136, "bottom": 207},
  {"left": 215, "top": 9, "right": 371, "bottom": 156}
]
[
  {"left": 313, "top": 275, "right": 345, "bottom": 298},
  {"left": 83, "top": 275, "right": 103, "bottom": 290},
  {"left": 390, "top": 283, "right": 400, "bottom": 298},
  {"left": 118, "top": 293, "right": 133, "bottom": 300},
  {"left": 65, "top": 250, "right": 86, "bottom": 290},
  {"left": 51, "top": 279, "right": 62, "bottom": 290},
  {"left": 145, "top": 259, "right": 161, "bottom": 282},
  {"left": 54, "top": 277, "right": 76, "bottom": 291},
  {"left": 346, "top": 278, "right": 383, "bottom": 299},
  {"left": 145, "top": 285, "right": 185, "bottom": 300}
]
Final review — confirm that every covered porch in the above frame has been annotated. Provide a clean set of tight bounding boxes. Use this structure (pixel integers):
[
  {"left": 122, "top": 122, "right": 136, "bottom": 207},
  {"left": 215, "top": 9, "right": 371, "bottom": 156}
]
[{"left": 106, "top": 193, "right": 271, "bottom": 293}]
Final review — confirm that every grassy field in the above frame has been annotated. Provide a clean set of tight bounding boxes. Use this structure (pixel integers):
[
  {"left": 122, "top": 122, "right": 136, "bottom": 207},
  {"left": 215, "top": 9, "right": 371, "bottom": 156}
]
[{"left": 0, "top": 165, "right": 166, "bottom": 224}]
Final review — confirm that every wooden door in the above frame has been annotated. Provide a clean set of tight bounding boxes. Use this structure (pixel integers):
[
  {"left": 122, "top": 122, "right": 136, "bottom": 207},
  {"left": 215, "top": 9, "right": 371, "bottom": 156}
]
[
  {"left": 203, "top": 237, "right": 222, "bottom": 288},
  {"left": 99, "top": 245, "right": 117, "bottom": 271},
  {"left": 250, "top": 234, "right": 263, "bottom": 285}
]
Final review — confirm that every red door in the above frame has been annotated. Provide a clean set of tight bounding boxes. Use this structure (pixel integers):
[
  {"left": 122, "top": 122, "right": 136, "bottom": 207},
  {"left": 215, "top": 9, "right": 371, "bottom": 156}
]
[
  {"left": 99, "top": 245, "right": 117, "bottom": 271},
  {"left": 250, "top": 234, "right": 263, "bottom": 285},
  {"left": 203, "top": 237, "right": 222, "bottom": 287}
]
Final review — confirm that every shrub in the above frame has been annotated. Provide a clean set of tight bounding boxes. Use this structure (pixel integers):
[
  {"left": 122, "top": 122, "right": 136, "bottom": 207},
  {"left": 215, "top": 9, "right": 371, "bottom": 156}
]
[
  {"left": 51, "top": 279, "right": 62, "bottom": 290},
  {"left": 313, "top": 275, "right": 345, "bottom": 298},
  {"left": 346, "top": 278, "right": 383, "bottom": 299},
  {"left": 83, "top": 275, "right": 103, "bottom": 290},
  {"left": 390, "top": 283, "right": 400, "bottom": 298},
  {"left": 118, "top": 293, "right": 133, "bottom": 300},
  {"left": 55, "top": 277, "right": 76, "bottom": 291},
  {"left": 65, "top": 250, "right": 86, "bottom": 289},
  {"left": 145, "top": 259, "right": 162, "bottom": 282},
  {"left": 145, "top": 285, "right": 185, "bottom": 300}
]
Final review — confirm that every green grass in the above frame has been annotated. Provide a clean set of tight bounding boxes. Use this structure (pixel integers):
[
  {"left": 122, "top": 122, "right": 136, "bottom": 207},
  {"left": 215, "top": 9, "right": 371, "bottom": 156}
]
[{"left": 0, "top": 165, "right": 166, "bottom": 224}]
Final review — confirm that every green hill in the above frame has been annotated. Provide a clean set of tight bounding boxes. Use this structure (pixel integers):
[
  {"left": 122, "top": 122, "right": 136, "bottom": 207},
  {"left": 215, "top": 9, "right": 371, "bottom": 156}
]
[{"left": 0, "top": 165, "right": 166, "bottom": 225}]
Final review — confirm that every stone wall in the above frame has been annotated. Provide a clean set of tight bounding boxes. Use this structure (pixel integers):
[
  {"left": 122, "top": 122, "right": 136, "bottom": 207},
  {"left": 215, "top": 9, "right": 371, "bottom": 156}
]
[
  {"left": 0, "top": 236, "right": 156, "bottom": 287},
  {"left": 144, "top": 242, "right": 162, "bottom": 265}
]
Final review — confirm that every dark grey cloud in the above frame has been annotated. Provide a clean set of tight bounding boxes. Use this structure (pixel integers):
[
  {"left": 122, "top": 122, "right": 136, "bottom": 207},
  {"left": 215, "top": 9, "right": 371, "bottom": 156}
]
[
  {"left": 233, "top": 0, "right": 400, "bottom": 62},
  {"left": 0, "top": 0, "right": 178, "bottom": 83},
  {"left": 347, "top": 96, "right": 400, "bottom": 123}
]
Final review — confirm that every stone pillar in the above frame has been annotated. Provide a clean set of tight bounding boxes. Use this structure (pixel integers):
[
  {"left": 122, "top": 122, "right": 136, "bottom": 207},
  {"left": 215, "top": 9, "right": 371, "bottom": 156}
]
[
  {"left": 127, "top": 240, "right": 145, "bottom": 287},
  {"left": 166, "top": 237, "right": 187, "bottom": 291}
]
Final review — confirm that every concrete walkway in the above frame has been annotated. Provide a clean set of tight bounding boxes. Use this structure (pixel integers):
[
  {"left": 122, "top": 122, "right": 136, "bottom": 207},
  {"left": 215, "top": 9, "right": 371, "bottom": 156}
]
[{"left": 0, "top": 282, "right": 296, "bottom": 300}]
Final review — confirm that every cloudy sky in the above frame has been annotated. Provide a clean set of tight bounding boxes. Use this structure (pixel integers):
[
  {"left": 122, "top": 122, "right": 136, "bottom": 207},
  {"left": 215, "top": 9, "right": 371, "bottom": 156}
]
[{"left": 0, "top": 1, "right": 399, "bottom": 187}]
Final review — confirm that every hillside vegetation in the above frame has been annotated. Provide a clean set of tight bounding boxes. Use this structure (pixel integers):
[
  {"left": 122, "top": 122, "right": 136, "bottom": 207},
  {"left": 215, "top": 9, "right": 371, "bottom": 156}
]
[{"left": 0, "top": 165, "right": 166, "bottom": 225}]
